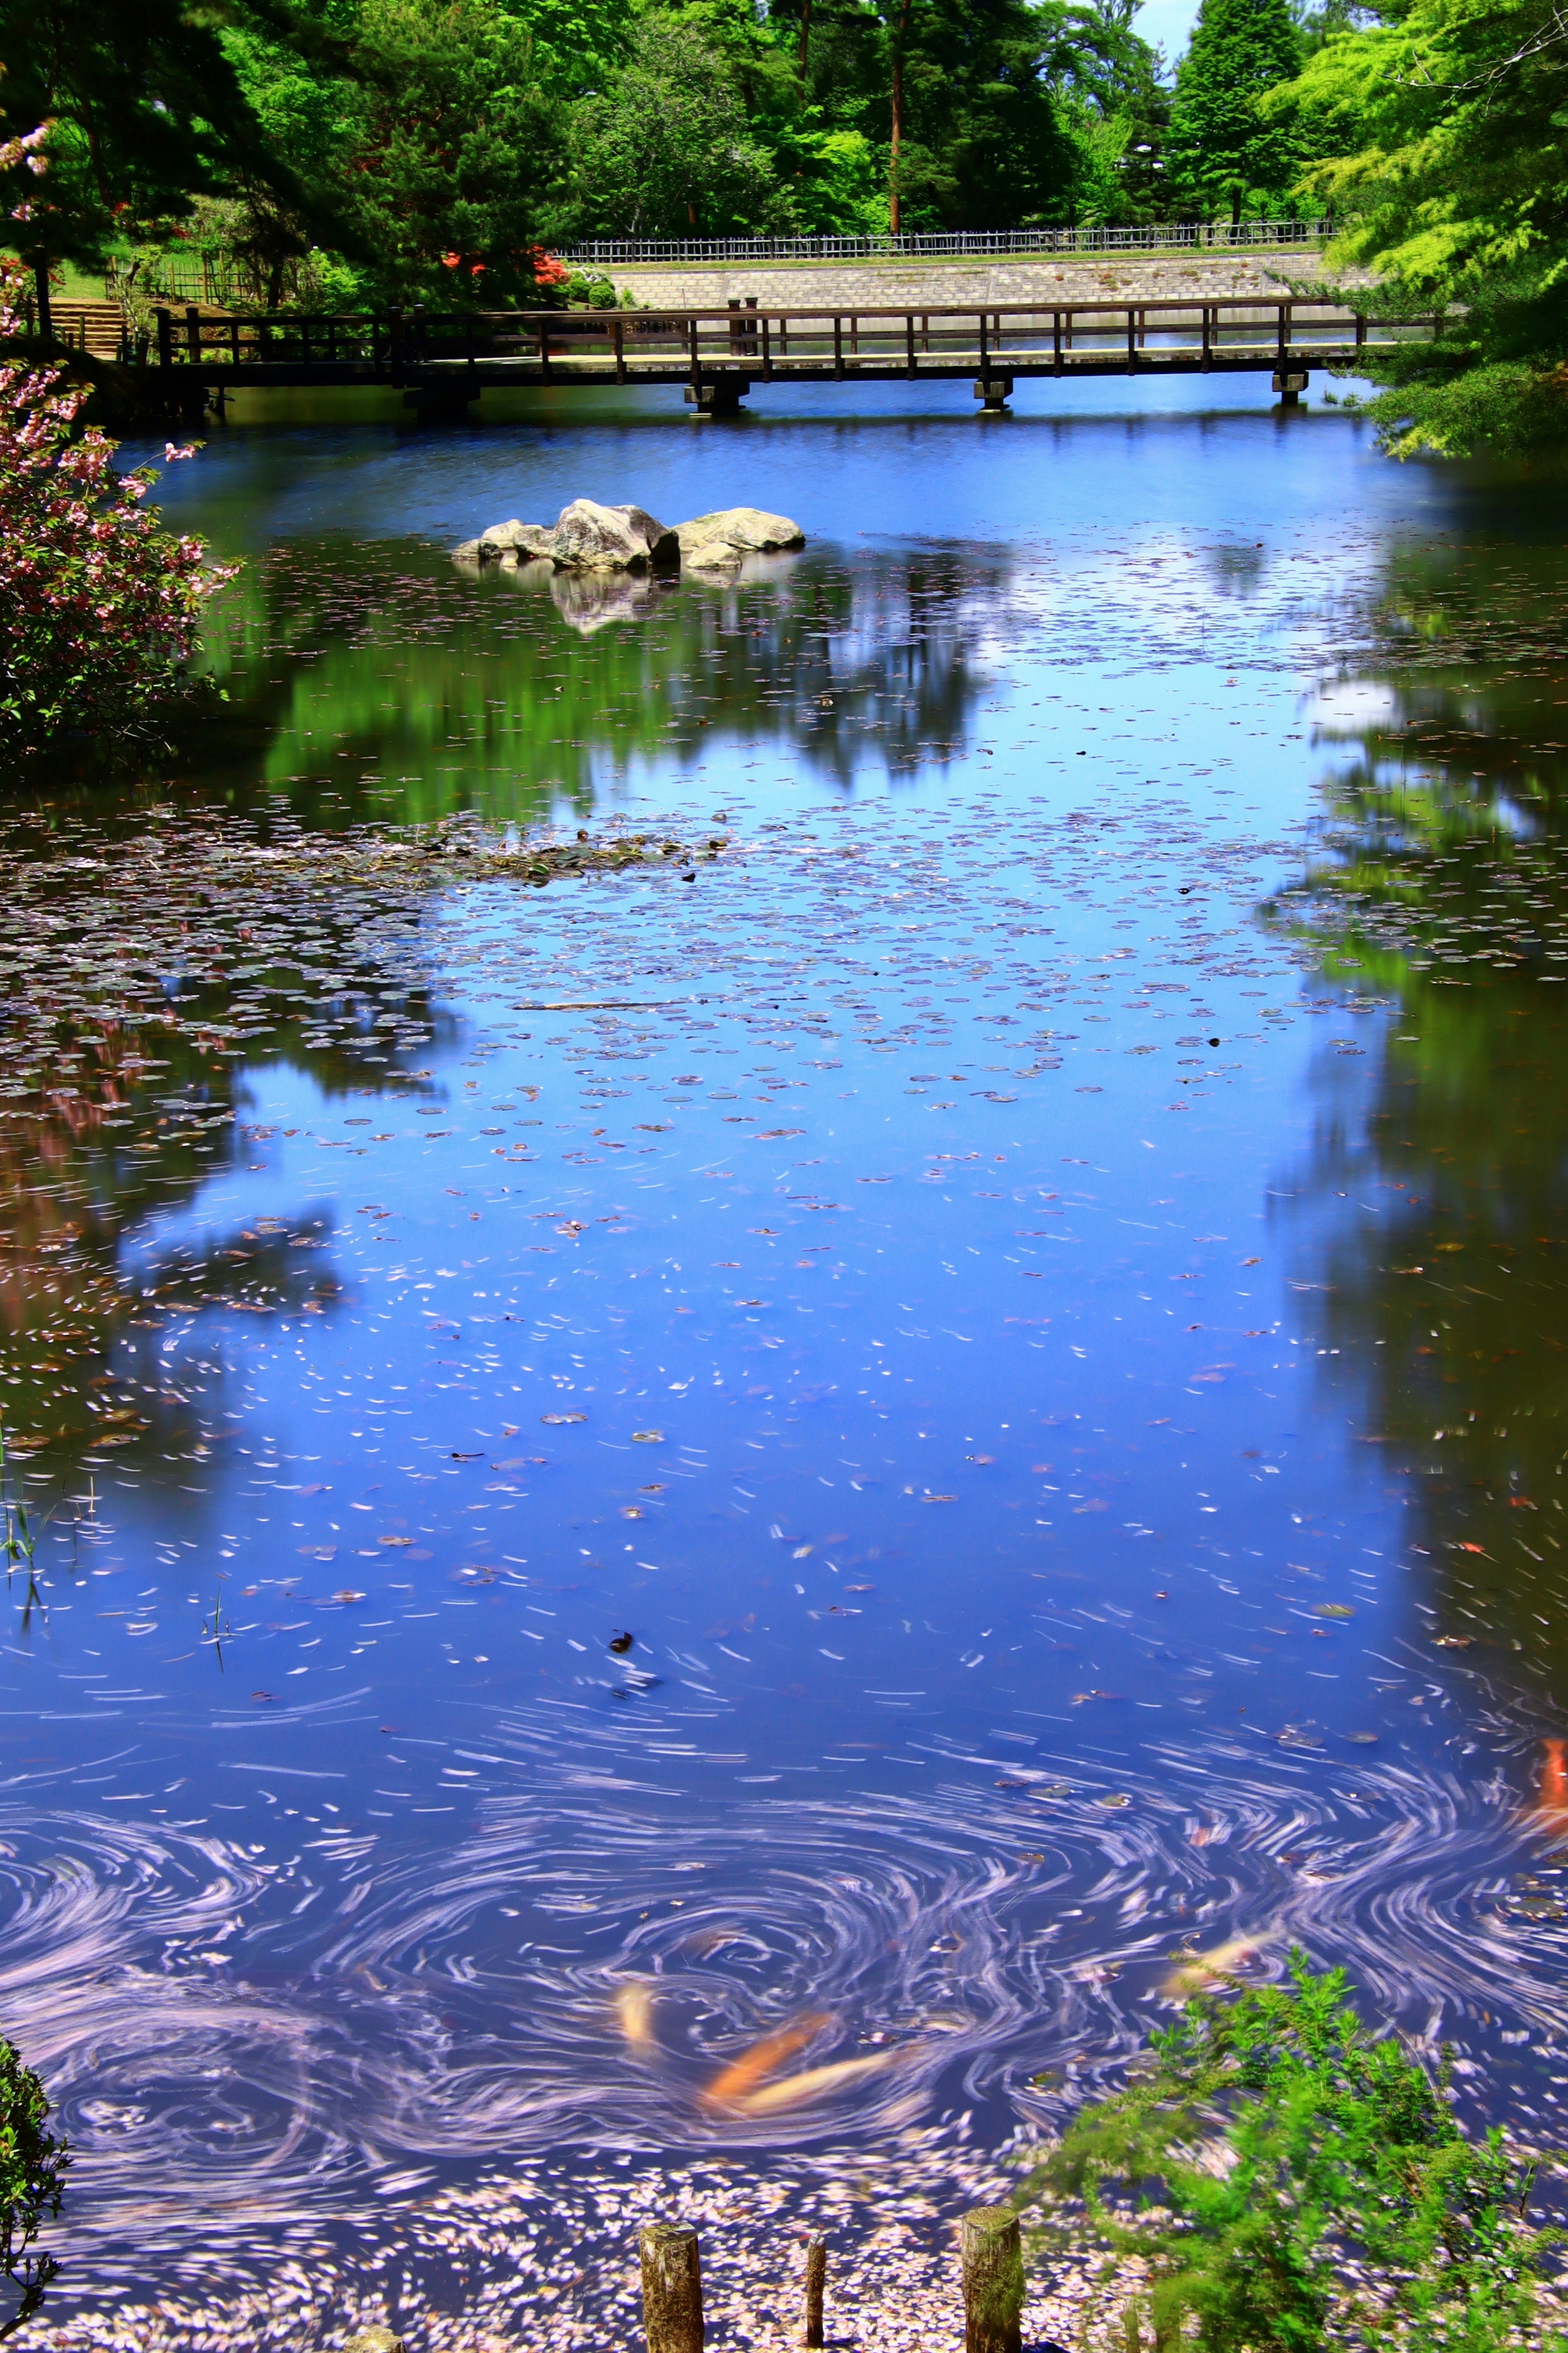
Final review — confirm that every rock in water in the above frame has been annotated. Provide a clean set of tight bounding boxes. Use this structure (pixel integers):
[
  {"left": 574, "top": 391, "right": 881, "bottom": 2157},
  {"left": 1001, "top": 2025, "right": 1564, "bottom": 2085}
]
[
  {"left": 676, "top": 507, "right": 806, "bottom": 570},
  {"left": 457, "top": 501, "right": 789, "bottom": 576},
  {"left": 550, "top": 498, "right": 679, "bottom": 571},
  {"left": 339, "top": 2330, "right": 404, "bottom": 2353},
  {"left": 478, "top": 518, "right": 557, "bottom": 562},
  {"left": 608, "top": 502, "right": 681, "bottom": 570}
]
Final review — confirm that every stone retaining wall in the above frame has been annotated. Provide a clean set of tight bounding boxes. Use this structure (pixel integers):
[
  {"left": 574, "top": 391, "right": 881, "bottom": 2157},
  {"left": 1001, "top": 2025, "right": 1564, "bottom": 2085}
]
[{"left": 604, "top": 250, "right": 1372, "bottom": 312}]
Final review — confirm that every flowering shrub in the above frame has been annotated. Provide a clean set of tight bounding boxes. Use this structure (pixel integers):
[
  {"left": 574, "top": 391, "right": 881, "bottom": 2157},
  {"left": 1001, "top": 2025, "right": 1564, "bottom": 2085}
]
[
  {"left": 527, "top": 246, "right": 571, "bottom": 291},
  {"left": 0, "top": 136, "right": 232, "bottom": 764}
]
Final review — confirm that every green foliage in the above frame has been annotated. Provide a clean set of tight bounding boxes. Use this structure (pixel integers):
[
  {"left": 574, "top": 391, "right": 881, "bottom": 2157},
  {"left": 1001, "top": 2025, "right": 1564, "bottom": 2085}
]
[
  {"left": 1019, "top": 1950, "right": 1567, "bottom": 2353},
  {"left": 213, "top": 19, "right": 362, "bottom": 305},
  {"left": 1053, "top": 0, "right": 1172, "bottom": 225},
  {"left": 339, "top": 0, "right": 565, "bottom": 301},
  {"left": 783, "top": 127, "right": 889, "bottom": 237},
  {"left": 1167, "top": 0, "right": 1302, "bottom": 223},
  {"left": 0, "top": 2026, "right": 67, "bottom": 2342},
  {"left": 879, "top": 0, "right": 1085, "bottom": 230},
  {"left": 0, "top": 0, "right": 304, "bottom": 270},
  {"left": 0, "top": 0, "right": 1180, "bottom": 302},
  {"left": 561, "top": 14, "right": 789, "bottom": 239},
  {"left": 1287, "top": 0, "right": 1568, "bottom": 456}
]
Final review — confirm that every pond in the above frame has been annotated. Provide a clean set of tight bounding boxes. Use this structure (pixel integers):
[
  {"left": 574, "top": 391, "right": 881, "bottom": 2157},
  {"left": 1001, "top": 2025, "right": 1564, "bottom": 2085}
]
[{"left": 6, "top": 372, "right": 1568, "bottom": 2351}]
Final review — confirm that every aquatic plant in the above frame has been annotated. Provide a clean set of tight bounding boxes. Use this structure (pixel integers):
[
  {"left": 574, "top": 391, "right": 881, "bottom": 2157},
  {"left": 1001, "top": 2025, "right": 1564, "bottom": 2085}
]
[
  {"left": 0, "top": 2028, "right": 67, "bottom": 2342},
  {"left": 0, "top": 193, "right": 232, "bottom": 762},
  {"left": 1019, "top": 1947, "right": 1566, "bottom": 2353}
]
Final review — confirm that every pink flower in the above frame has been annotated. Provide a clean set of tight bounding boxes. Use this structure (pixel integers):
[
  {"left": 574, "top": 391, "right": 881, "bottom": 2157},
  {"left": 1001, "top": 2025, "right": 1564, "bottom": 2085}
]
[{"left": 0, "top": 238, "right": 235, "bottom": 758}]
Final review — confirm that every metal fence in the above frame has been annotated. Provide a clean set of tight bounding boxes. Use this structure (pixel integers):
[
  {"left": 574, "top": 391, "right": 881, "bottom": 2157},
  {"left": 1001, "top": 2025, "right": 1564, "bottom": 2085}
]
[
  {"left": 106, "top": 254, "right": 287, "bottom": 310},
  {"left": 560, "top": 221, "right": 1333, "bottom": 267}
]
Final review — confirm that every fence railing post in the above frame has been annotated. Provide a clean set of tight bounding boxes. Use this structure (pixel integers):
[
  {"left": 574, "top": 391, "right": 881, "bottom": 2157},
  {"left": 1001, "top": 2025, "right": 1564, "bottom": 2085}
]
[
  {"left": 155, "top": 306, "right": 172, "bottom": 369},
  {"left": 802, "top": 2234, "right": 826, "bottom": 2348},
  {"left": 640, "top": 2223, "right": 702, "bottom": 2353},
  {"left": 961, "top": 2208, "right": 1025, "bottom": 2353}
]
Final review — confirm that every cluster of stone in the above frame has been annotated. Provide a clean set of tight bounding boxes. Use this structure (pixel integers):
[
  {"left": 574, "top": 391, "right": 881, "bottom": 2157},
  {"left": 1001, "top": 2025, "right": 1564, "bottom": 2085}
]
[{"left": 454, "top": 498, "right": 804, "bottom": 574}]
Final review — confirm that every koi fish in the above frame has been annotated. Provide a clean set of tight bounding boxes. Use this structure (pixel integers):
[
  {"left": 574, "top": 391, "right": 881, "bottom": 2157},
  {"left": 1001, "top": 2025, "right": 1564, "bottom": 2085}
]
[
  {"left": 1523, "top": 1738, "right": 1568, "bottom": 1827},
  {"left": 733, "top": 2050, "right": 903, "bottom": 2114},
  {"left": 1162, "top": 1930, "right": 1274, "bottom": 1999},
  {"left": 613, "top": 1979, "right": 658, "bottom": 2053},
  {"left": 702, "top": 2013, "right": 831, "bottom": 2110}
]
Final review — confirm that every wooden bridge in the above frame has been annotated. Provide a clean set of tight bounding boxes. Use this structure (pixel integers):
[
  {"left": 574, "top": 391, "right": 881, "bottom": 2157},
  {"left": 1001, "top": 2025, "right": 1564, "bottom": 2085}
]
[{"left": 149, "top": 295, "right": 1431, "bottom": 416}]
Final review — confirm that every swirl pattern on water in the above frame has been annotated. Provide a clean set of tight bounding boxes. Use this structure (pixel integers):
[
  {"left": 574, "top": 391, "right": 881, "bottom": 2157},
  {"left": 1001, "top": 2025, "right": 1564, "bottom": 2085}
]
[{"left": 5, "top": 1717, "right": 1566, "bottom": 2267}]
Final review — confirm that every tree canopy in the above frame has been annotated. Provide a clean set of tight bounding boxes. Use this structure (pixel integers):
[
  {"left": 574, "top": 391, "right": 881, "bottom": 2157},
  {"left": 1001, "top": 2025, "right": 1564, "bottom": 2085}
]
[
  {"left": 1287, "top": 0, "right": 1568, "bottom": 455},
  {"left": 0, "top": 0, "right": 1184, "bottom": 295},
  {"left": 0, "top": 0, "right": 307, "bottom": 270},
  {"left": 1166, "top": 0, "right": 1301, "bottom": 224}
]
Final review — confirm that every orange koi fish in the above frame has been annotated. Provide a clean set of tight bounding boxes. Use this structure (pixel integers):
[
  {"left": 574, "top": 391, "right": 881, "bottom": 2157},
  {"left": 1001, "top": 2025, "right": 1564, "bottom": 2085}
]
[
  {"left": 702, "top": 2012, "right": 831, "bottom": 2110},
  {"left": 613, "top": 1979, "right": 658, "bottom": 2052},
  {"left": 734, "top": 2051, "right": 902, "bottom": 2115},
  {"left": 1527, "top": 1738, "right": 1568, "bottom": 1825}
]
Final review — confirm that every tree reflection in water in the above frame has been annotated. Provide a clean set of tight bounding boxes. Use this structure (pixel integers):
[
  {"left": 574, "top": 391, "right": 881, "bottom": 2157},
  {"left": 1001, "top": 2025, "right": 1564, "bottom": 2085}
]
[
  {"left": 1280, "top": 535, "right": 1568, "bottom": 1687},
  {"left": 184, "top": 543, "right": 1007, "bottom": 825},
  {"left": 0, "top": 818, "right": 447, "bottom": 1480}
]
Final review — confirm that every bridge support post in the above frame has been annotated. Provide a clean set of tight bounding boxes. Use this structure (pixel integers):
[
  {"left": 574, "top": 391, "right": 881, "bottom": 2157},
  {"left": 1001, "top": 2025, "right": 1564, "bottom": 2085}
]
[
  {"left": 1272, "top": 368, "right": 1309, "bottom": 408},
  {"left": 685, "top": 376, "right": 751, "bottom": 417},
  {"left": 973, "top": 374, "right": 1012, "bottom": 415}
]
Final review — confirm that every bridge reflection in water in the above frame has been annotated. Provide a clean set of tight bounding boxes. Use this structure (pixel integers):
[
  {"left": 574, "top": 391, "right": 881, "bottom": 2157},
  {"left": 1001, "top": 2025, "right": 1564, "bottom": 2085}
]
[{"left": 149, "top": 295, "right": 1435, "bottom": 416}]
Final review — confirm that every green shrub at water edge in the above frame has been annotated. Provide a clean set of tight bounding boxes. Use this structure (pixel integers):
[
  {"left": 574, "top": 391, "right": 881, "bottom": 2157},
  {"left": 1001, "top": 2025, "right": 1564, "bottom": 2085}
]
[
  {"left": 0, "top": 2029, "right": 67, "bottom": 2342},
  {"left": 1017, "top": 1947, "right": 1567, "bottom": 2352}
]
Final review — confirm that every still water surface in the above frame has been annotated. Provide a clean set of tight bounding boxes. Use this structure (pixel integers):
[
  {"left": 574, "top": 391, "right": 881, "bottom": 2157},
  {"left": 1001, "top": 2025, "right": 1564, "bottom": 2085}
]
[{"left": 7, "top": 376, "right": 1568, "bottom": 2344}]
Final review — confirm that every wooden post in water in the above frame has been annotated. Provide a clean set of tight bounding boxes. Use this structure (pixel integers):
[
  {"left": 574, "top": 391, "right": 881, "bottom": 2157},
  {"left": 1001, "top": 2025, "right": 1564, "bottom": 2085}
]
[
  {"left": 801, "top": 2234, "right": 826, "bottom": 2348},
  {"left": 640, "top": 2222, "right": 703, "bottom": 2353},
  {"left": 960, "top": 2208, "right": 1024, "bottom": 2353}
]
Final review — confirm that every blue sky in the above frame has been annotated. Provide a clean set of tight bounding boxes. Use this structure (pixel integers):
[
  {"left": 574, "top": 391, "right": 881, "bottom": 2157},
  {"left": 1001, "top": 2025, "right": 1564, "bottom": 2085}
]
[{"left": 1136, "top": 0, "right": 1203, "bottom": 69}]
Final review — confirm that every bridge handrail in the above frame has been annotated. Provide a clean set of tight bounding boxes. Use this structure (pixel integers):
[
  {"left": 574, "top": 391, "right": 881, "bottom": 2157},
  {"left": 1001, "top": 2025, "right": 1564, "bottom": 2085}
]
[
  {"left": 151, "top": 294, "right": 1414, "bottom": 342},
  {"left": 147, "top": 295, "right": 1444, "bottom": 379}
]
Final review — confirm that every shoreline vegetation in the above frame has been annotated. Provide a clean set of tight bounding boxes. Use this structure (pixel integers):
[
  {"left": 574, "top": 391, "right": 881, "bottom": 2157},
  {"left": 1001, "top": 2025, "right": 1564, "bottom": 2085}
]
[
  {"left": 5, "top": 1952, "right": 1566, "bottom": 2348},
  {"left": 3, "top": 0, "right": 1566, "bottom": 466}
]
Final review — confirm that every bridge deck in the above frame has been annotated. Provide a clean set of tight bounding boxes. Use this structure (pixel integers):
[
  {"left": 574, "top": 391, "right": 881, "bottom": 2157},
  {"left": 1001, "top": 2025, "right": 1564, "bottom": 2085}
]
[{"left": 149, "top": 296, "right": 1432, "bottom": 397}]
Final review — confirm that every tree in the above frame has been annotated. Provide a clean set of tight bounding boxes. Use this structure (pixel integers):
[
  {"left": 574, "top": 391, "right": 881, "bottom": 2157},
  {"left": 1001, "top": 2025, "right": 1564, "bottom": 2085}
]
[
  {"left": 213, "top": 16, "right": 361, "bottom": 309},
  {"left": 0, "top": 2015, "right": 68, "bottom": 2339},
  {"left": 341, "top": 0, "right": 566, "bottom": 302},
  {"left": 562, "top": 15, "right": 788, "bottom": 238},
  {"left": 866, "top": 0, "right": 1083, "bottom": 231},
  {"left": 1286, "top": 0, "right": 1568, "bottom": 455},
  {"left": 1020, "top": 1950, "right": 1567, "bottom": 2353},
  {"left": 0, "top": 252, "right": 230, "bottom": 761},
  {"left": 0, "top": 0, "right": 307, "bottom": 293},
  {"left": 1051, "top": 0, "right": 1172, "bottom": 226},
  {"left": 1167, "top": 0, "right": 1301, "bottom": 224}
]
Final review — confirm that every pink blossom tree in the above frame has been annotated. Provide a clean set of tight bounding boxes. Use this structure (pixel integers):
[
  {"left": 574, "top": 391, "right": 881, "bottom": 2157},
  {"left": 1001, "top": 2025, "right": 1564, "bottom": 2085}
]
[{"left": 0, "top": 126, "right": 233, "bottom": 763}]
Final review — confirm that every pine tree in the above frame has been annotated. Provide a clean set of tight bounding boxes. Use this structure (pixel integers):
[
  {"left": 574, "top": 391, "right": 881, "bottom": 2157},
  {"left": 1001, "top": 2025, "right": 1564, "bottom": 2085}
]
[
  {"left": 1167, "top": 0, "right": 1301, "bottom": 225},
  {"left": 0, "top": 0, "right": 306, "bottom": 275}
]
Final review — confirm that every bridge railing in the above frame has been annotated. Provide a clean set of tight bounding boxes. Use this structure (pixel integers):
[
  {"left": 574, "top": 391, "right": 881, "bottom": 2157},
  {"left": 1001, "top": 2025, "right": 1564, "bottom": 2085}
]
[
  {"left": 149, "top": 298, "right": 1441, "bottom": 381},
  {"left": 561, "top": 220, "right": 1336, "bottom": 265}
]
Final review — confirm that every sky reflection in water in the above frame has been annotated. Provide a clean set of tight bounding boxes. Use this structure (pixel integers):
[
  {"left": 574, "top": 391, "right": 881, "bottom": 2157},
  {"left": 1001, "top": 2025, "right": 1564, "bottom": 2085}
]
[{"left": 6, "top": 379, "right": 1568, "bottom": 2336}]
